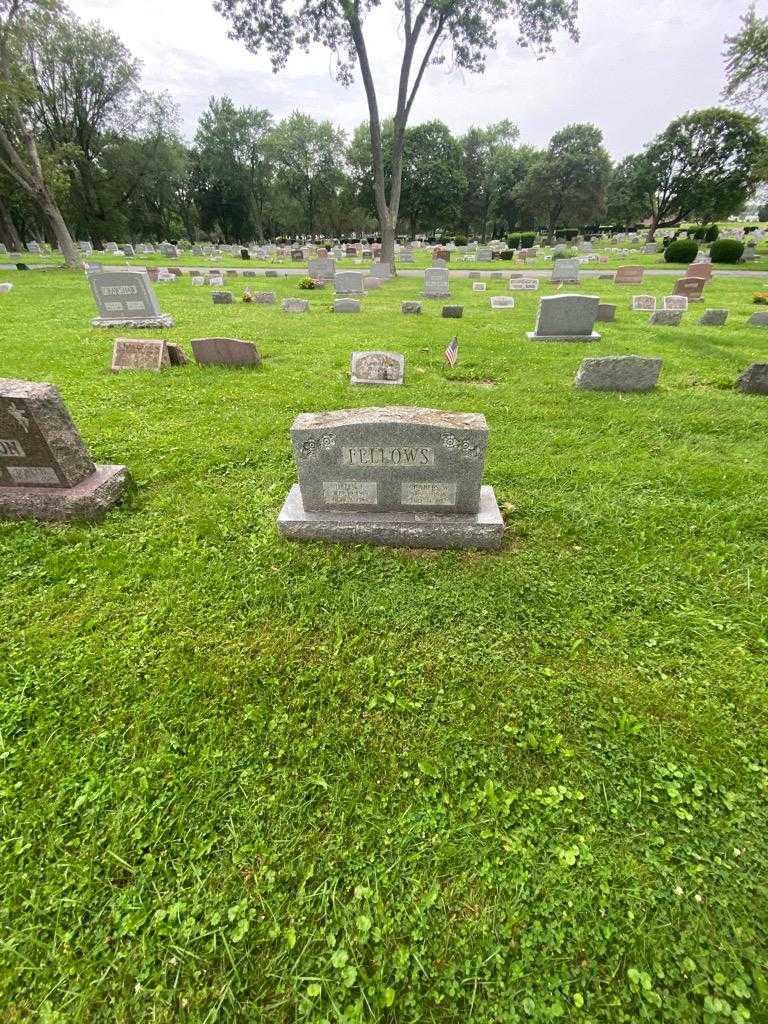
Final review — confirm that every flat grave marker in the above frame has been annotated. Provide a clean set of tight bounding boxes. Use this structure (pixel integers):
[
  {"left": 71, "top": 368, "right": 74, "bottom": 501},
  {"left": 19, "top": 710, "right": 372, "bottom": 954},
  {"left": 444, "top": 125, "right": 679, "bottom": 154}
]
[{"left": 350, "top": 352, "right": 404, "bottom": 385}]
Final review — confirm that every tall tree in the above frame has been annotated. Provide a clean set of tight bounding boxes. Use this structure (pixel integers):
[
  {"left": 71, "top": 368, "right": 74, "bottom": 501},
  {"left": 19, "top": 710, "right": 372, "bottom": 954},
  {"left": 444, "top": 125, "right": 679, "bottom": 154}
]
[
  {"left": 21, "top": 5, "right": 140, "bottom": 241},
  {"left": 723, "top": 5, "right": 768, "bottom": 122},
  {"left": 192, "top": 96, "right": 272, "bottom": 241},
  {"left": 214, "top": 0, "right": 579, "bottom": 263},
  {"left": 516, "top": 123, "right": 611, "bottom": 234},
  {"left": 267, "top": 112, "right": 346, "bottom": 236},
  {"left": 618, "top": 108, "right": 765, "bottom": 240},
  {"left": 399, "top": 120, "right": 466, "bottom": 236},
  {"left": 0, "top": 0, "right": 82, "bottom": 267},
  {"left": 460, "top": 120, "right": 520, "bottom": 238}
]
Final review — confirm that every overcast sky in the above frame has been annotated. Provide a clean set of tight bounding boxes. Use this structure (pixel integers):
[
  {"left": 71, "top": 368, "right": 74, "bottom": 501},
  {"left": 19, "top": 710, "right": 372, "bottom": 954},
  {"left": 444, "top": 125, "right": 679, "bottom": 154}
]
[{"left": 67, "top": 0, "right": 756, "bottom": 159}]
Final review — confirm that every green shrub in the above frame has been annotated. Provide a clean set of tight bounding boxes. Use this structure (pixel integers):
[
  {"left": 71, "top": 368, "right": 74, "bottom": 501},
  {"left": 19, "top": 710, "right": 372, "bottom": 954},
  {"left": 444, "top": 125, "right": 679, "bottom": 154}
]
[
  {"left": 710, "top": 239, "right": 745, "bottom": 263},
  {"left": 506, "top": 233, "right": 521, "bottom": 248},
  {"left": 497, "top": 249, "right": 516, "bottom": 260},
  {"left": 664, "top": 239, "right": 699, "bottom": 264},
  {"left": 453, "top": 235, "right": 468, "bottom": 248},
  {"left": 704, "top": 224, "right": 720, "bottom": 242},
  {"left": 520, "top": 232, "right": 536, "bottom": 247},
  {"left": 692, "top": 226, "right": 707, "bottom": 240}
]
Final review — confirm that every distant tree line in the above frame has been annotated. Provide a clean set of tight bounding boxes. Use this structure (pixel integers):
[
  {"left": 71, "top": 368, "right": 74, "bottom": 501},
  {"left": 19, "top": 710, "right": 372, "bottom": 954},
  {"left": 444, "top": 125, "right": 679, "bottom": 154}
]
[{"left": 0, "top": 1, "right": 766, "bottom": 266}]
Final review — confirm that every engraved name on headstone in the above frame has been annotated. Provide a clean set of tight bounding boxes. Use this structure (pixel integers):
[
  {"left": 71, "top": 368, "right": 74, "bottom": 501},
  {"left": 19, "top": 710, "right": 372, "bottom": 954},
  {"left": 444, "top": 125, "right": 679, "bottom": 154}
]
[
  {"left": 277, "top": 407, "right": 504, "bottom": 550},
  {"left": 88, "top": 269, "right": 173, "bottom": 328}
]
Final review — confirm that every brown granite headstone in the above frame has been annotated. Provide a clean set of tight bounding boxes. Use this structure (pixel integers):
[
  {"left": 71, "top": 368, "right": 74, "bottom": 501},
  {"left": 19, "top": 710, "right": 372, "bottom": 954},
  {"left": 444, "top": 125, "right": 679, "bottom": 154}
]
[{"left": 191, "top": 338, "right": 261, "bottom": 367}]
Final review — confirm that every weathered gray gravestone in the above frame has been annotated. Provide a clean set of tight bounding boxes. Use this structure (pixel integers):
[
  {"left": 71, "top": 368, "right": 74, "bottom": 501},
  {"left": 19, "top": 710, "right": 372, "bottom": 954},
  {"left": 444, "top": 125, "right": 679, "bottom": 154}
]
[
  {"left": 334, "top": 299, "right": 361, "bottom": 313},
  {"left": 663, "top": 295, "right": 688, "bottom": 312},
  {"left": 401, "top": 301, "right": 422, "bottom": 315},
  {"left": 277, "top": 406, "right": 504, "bottom": 550},
  {"left": 88, "top": 269, "right": 173, "bottom": 328},
  {"left": 212, "top": 291, "right": 233, "bottom": 305},
  {"left": 363, "top": 277, "right": 381, "bottom": 291},
  {"left": 424, "top": 268, "right": 450, "bottom": 299},
  {"left": 111, "top": 338, "right": 170, "bottom": 372},
  {"left": 597, "top": 303, "right": 616, "bottom": 322},
  {"left": 335, "top": 271, "right": 365, "bottom": 295},
  {"left": 574, "top": 356, "right": 662, "bottom": 393},
  {"left": 509, "top": 278, "right": 539, "bottom": 291},
  {"left": 551, "top": 259, "right": 580, "bottom": 284},
  {"left": 308, "top": 257, "right": 335, "bottom": 281},
  {"left": 748, "top": 312, "right": 768, "bottom": 327},
  {"left": 737, "top": 363, "right": 768, "bottom": 393},
  {"left": 442, "top": 306, "right": 463, "bottom": 319},
  {"left": 283, "top": 298, "right": 309, "bottom": 313},
  {"left": 0, "top": 379, "right": 129, "bottom": 522},
  {"left": 649, "top": 310, "right": 683, "bottom": 326},
  {"left": 632, "top": 295, "right": 656, "bottom": 312},
  {"left": 698, "top": 309, "right": 728, "bottom": 326},
  {"left": 191, "top": 338, "right": 261, "bottom": 367},
  {"left": 350, "top": 352, "right": 404, "bottom": 385},
  {"left": 528, "top": 295, "right": 600, "bottom": 341},
  {"left": 254, "top": 291, "right": 276, "bottom": 304},
  {"left": 490, "top": 297, "right": 515, "bottom": 310}
]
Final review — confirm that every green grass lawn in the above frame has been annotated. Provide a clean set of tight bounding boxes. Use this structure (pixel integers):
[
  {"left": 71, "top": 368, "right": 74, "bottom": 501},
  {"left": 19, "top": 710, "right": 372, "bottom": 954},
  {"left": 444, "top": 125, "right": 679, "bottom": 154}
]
[
  {"left": 1, "top": 270, "right": 767, "bottom": 1023},
  {"left": 9, "top": 245, "right": 768, "bottom": 274}
]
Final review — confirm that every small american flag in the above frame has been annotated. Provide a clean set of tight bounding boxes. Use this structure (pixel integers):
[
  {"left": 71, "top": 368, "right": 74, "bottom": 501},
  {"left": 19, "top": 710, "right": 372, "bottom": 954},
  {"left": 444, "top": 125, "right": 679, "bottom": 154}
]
[{"left": 444, "top": 336, "right": 459, "bottom": 367}]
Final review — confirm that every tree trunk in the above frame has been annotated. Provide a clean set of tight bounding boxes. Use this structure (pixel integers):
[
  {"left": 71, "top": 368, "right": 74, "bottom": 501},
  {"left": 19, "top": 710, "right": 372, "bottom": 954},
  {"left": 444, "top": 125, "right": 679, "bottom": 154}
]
[
  {"left": 42, "top": 193, "right": 83, "bottom": 269},
  {"left": 0, "top": 196, "right": 22, "bottom": 251},
  {"left": 645, "top": 221, "right": 658, "bottom": 242}
]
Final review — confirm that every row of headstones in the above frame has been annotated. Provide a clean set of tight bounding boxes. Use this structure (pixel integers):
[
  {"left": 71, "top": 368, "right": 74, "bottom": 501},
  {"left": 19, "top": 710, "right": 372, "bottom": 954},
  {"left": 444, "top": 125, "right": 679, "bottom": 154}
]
[{"left": 106, "top": 338, "right": 768, "bottom": 397}]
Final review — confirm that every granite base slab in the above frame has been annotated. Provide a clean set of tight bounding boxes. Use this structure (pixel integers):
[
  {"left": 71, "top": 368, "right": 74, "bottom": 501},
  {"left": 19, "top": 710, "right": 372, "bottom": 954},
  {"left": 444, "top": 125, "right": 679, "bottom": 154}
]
[
  {"left": 91, "top": 315, "right": 174, "bottom": 329},
  {"left": 527, "top": 331, "right": 600, "bottom": 342},
  {"left": 0, "top": 465, "right": 130, "bottom": 522},
  {"left": 278, "top": 484, "right": 504, "bottom": 551}
]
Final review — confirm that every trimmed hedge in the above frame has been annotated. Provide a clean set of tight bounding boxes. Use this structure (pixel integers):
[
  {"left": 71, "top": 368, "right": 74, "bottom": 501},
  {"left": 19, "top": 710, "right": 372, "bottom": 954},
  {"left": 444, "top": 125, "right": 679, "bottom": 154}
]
[
  {"left": 664, "top": 239, "right": 699, "bottom": 264},
  {"left": 704, "top": 224, "right": 720, "bottom": 242},
  {"left": 710, "top": 239, "right": 745, "bottom": 264}
]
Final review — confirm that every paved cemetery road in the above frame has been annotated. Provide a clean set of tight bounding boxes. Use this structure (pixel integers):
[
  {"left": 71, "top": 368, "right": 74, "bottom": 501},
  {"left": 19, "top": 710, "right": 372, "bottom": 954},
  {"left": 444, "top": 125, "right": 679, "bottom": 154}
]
[{"left": 6, "top": 263, "right": 767, "bottom": 280}]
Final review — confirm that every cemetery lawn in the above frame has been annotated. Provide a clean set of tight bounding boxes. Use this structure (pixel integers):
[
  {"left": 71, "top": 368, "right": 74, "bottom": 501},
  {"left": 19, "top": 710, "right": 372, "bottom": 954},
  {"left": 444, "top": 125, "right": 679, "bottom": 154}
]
[{"left": 2, "top": 270, "right": 768, "bottom": 1024}]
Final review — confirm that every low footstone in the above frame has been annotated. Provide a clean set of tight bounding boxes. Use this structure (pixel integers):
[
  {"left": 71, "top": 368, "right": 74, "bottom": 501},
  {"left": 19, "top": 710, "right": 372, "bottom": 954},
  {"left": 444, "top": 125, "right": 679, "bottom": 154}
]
[
  {"left": 265, "top": 270, "right": 278, "bottom": 278},
  {"left": 632, "top": 295, "right": 656, "bottom": 312},
  {"left": 350, "top": 351, "right": 404, "bottom": 385},
  {"left": 401, "top": 301, "right": 422, "bottom": 315},
  {"left": 0, "top": 379, "right": 129, "bottom": 522},
  {"left": 254, "top": 291, "right": 276, "bottom": 304},
  {"left": 442, "top": 305, "right": 464, "bottom": 319},
  {"left": 574, "top": 356, "right": 662, "bottom": 393},
  {"left": 363, "top": 278, "right": 381, "bottom": 291},
  {"left": 166, "top": 343, "right": 187, "bottom": 366},
  {"left": 111, "top": 338, "right": 170, "bottom": 372},
  {"left": 283, "top": 298, "right": 309, "bottom": 313},
  {"left": 490, "top": 297, "right": 515, "bottom": 310},
  {"left": 597, "top": 303, "right": 616, "bottom": 322},
  {"left": 212, "top": 291, "right": 233, "bottom": 305},
  {"left": 334, "top": 299, "right": 361, "bottom": 313},
  {"left": 748, "top": 312, "right": 768, "bottom": 327},
  {"left": 191, "top": 338, "right": 261, "bottom": 367},
  {"left": 737, "top": 363, "right": 768, "bottom": 393},
  {"left": 698, "top": 309, "right": 728, "bottom": 326},
  {"left": 650, "top": 310, "right": 682, "bottom": 326},
  {"left": 277, "top": 406, "right": 504, "bottom": 551}
]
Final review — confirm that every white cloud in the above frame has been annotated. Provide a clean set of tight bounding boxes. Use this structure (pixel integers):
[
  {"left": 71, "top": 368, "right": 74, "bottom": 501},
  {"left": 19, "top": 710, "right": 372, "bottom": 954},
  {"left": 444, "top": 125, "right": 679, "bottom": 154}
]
[{"left": 66, "top": 0, "right": 753, "bottom": 156}]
